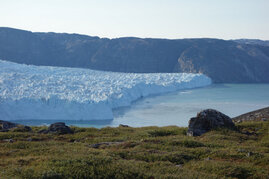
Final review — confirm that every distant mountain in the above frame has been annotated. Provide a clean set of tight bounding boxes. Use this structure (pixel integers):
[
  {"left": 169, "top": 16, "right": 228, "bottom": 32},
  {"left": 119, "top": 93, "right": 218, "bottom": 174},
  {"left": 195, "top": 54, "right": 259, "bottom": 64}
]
[
  {"left": 0, "top": 27, "right": 269, "bottom": 83},
  {"left": 233, "top": 39, "right": 269, "bottom": 46}
]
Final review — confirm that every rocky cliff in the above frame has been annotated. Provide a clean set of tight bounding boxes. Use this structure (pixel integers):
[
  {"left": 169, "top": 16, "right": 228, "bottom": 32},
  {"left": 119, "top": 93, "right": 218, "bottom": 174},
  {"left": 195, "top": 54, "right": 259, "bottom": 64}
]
[{"left": 1, "top": 27, "right": 269, "bottom": 83}]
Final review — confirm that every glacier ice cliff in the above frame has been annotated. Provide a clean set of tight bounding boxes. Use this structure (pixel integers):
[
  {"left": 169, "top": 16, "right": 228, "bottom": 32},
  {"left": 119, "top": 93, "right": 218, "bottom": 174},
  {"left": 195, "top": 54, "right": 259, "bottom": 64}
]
[{"left": 0, "top": 60, "right": 212, "bottom": 120}]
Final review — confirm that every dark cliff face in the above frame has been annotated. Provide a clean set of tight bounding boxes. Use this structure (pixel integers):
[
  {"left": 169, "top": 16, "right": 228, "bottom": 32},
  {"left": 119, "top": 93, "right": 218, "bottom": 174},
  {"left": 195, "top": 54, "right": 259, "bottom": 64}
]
[
  {"left": 175, "top": 39, "right": 269, "bottom": 83},
  {"left": 0, "top": 27, "right": 269, "bottom": 83}
]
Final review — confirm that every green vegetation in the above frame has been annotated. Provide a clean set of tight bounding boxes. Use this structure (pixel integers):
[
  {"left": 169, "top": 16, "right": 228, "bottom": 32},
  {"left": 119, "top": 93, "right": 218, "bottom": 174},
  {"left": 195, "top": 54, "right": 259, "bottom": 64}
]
[{"left": 0, "top": 121, "right": 268, "bottom": 179}]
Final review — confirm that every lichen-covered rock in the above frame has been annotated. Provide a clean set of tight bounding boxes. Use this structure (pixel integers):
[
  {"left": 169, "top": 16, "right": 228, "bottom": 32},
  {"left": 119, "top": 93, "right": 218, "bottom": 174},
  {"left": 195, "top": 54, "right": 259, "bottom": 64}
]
[
  {"left": 187, "top": 109, "right": 235, "bottom": 136},
  {"left": 39, "top": 122, "right": 73, "bottom": 134},
  {"left": 0, "top": 120, "right": 32, "bottom": 132}
]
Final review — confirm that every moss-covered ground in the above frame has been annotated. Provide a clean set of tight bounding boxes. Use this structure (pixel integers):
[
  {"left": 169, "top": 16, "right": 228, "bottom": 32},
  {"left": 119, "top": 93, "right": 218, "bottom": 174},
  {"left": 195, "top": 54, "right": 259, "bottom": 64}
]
[{"left": 0, "top": 121, "right": 268, "bottom": 179}]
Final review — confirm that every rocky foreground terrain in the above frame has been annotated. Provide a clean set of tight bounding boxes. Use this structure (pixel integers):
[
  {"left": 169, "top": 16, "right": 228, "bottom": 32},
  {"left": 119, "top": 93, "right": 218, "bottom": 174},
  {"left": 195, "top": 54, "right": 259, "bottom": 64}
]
[
  {"left": 233, "top": 107, "right": 269, "bottom": 122},
  {"left": 1, "top": 27, "right": 269, "bottom": 83},
  {"left": 0, "top": 108, "right": 268, "bottom": 178}
]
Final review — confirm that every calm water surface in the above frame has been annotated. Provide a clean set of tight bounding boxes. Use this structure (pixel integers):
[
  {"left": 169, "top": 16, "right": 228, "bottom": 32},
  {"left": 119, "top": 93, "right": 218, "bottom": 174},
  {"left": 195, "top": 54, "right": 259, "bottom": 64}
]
[{"left": 14, "top": 84, "right": 269, "bottom": 128}]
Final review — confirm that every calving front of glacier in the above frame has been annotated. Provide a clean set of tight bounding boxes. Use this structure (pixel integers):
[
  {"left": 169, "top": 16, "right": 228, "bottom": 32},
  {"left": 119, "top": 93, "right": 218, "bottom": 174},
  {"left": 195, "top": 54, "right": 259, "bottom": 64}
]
[{"left": 0, "top": 60, "right": 212, "bottom": 120}]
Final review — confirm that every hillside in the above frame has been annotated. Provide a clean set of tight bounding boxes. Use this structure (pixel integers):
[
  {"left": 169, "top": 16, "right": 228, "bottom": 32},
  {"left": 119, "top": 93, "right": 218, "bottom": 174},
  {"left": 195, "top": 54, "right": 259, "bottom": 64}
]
[
  {"left": 233, "top": 107, "right": 269, "bottom": 122},
  {"left": 1, "top": 27, "right": 269, "bottom": 83},
  {"left": 0, "top": 109, "right": 269, "bottom": 178}
]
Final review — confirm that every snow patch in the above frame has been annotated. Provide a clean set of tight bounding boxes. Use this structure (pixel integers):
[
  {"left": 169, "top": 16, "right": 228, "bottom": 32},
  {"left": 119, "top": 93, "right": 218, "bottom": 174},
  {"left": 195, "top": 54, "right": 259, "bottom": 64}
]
[{"left": 0, "top": 60, "right": 212, "bottom": 120}]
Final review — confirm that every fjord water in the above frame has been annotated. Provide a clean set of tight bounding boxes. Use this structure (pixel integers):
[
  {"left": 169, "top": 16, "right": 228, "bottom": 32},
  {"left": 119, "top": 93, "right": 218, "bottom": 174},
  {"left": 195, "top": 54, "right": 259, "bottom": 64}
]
[
  {"left": 112, "top": 84, "right": 269, "bottom": 127},
  {"left": 13, "top": 84, "right": 269, "bottom": 128}
]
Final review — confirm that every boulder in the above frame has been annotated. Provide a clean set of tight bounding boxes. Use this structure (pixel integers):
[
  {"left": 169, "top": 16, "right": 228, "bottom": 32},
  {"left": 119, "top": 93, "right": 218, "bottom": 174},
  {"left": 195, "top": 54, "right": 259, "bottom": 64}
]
[
  {"left": 187, "top": 109, "right": 235, "bottom": 136},
  {"left": 119, "top": 124, "right": 130, "bottom": 127},
  {"left": 0, "top": 120, "right": 32, "bottom": 132},
  {"left": 39, "top": 122, "right": 73, "bottom": 134},
  {"left": 0, "top": 120, "right": 17, "bottom": 132}
]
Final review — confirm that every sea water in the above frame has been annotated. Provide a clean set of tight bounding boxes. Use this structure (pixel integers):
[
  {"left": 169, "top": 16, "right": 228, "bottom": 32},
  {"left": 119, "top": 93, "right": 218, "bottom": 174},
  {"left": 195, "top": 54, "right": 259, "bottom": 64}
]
[
  {"left": 113, "top": 84, "right": 269, "bottom": 127},
  {"left": 13, "top": 84, "right": 269, "bottom": 128}
]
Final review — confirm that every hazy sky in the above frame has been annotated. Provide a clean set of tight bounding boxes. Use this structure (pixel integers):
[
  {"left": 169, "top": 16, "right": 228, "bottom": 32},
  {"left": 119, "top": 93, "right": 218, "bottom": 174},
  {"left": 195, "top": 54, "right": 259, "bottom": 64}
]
[{"left": 0, "top": 0, "right": 268, "bottom": 40}]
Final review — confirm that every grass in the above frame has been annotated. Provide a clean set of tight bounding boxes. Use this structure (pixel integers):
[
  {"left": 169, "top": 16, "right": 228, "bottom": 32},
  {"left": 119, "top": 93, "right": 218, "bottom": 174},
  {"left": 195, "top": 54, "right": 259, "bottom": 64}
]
[{"left": 0, "top": 121, "right": 268, "bottom": 179}]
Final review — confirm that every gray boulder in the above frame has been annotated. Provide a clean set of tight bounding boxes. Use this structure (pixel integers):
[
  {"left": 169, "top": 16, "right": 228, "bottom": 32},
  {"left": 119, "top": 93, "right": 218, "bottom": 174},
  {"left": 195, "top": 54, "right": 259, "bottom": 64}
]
[
  {"left": 187, "top": 109, "right": 235, "bottom": 136},
  {"left": 119, "top": 124, "right": 130, "bottom": 127},
  {"left": 0, "top": 120, "right": 32, "bottom": 132},
  {"left": 39, "top": 122, "right": 73, "bottom": 134}
]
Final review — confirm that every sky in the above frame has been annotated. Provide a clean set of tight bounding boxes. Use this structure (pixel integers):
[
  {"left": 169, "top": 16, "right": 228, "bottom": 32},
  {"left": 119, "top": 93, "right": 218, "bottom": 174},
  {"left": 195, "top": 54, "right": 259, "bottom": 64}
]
[{"left": 0, "top": 0, "right": 268, "bottom": 40}]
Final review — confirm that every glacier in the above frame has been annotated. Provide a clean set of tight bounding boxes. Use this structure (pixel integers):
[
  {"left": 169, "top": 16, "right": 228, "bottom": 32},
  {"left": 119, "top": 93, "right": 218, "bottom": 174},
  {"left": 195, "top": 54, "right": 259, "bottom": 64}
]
[{"left": 0, "top": 60, "right": 212, "bottom": 120}]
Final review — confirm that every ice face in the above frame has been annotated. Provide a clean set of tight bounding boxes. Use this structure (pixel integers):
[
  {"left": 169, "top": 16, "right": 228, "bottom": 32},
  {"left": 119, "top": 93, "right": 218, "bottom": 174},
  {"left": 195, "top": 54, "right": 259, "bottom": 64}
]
[{"left": 0, "top": 60, "right": 212, "bottom": 120}]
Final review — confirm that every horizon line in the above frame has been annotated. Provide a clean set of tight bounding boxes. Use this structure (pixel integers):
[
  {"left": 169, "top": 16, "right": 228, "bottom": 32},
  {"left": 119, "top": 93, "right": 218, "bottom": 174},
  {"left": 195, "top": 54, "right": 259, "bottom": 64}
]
[{"left": 1, "top": 26, "right": 269, "bottom": 41}]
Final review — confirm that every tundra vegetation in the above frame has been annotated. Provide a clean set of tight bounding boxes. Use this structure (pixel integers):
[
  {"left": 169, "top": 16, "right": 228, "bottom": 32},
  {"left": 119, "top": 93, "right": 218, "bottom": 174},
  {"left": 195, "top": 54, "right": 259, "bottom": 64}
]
[{"left": 0, "top": 120, "right": 268, "bottom": 179}]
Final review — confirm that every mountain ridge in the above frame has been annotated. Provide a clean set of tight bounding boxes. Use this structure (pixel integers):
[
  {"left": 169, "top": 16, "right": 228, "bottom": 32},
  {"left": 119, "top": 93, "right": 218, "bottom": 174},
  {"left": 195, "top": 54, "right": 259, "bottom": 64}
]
[{"left": 1, "top": 27, "right": 269, "bottom": 83}]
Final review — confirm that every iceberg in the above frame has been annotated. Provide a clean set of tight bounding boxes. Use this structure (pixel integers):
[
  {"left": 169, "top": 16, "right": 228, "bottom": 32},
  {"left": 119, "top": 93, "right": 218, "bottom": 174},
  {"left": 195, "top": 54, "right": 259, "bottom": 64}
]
[{"left": 0, "top": 60, "right": 212, "bottom": 120}]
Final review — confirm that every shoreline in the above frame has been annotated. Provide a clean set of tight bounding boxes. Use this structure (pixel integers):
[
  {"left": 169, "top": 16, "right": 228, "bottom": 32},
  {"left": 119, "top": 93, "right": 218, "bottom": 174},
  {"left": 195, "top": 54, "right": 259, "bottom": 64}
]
[{"left": 5, "top": 106, "right": 269, "bottom": 129}]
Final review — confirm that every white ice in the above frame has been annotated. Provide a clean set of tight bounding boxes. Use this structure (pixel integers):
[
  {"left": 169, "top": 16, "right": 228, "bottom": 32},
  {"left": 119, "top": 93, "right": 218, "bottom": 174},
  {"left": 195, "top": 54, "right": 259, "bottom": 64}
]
[{"left": 0, "top": 60, "right": 212, "bottom": 120}]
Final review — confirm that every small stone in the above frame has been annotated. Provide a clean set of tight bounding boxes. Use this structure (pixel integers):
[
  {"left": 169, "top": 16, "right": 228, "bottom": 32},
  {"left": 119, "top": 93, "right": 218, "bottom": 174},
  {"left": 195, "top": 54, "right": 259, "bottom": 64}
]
[
  {"left": 246, "top": 152, "right": 253, "bottom": 157},
  {"left": 90, "top": 143, "right": 102, "bottom": 148},
  {"left": 204, "top": 157, "right": 212, "bottom": 161},
  {"left": 237, "top": 148, "right": 246, "bottom": 153},
  {"left": 89, "top": 141, "right": 124, "bottom": 149},
  {"left": 244, "top": 131, "right": 254, "bottom": 136},
  {"left": 3, "top": 139, "right": 13, "bottom": 143},
  {"left": 186, "top": 131, "right": 193, "bottom": 136}
]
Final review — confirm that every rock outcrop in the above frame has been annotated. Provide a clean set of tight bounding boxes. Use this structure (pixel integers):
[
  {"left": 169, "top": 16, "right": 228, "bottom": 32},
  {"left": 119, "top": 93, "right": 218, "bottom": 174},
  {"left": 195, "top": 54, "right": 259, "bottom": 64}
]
[
  {"left": 233, "top": 107, "right": 269, "bottom": 122},
  {"left": 0, "top": 120, "right": 32, "bottom": 132},
  {"left": 39, "top": 122, "right": 73, "bottom": 134},
  {"left": 187, "top": 109, "right": 235, "bottom": 136}
]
